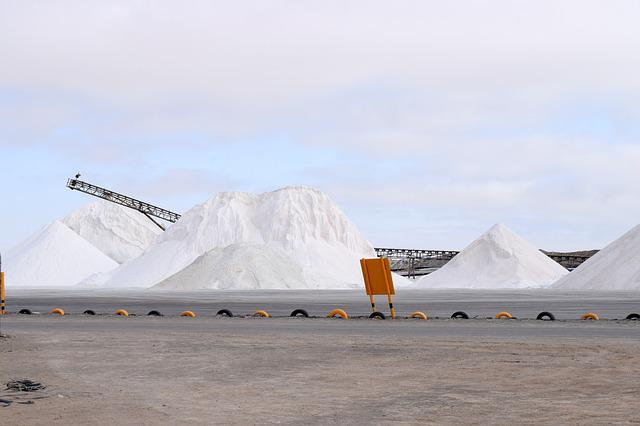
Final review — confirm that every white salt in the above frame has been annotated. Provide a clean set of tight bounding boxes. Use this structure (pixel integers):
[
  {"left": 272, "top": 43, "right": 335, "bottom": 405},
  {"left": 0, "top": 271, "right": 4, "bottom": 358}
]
[
  {"left": 552, "top": 224, "right": 640, "bottom": 290},
  {"left": 89, "top": 187, "right": 379, "bottom": 289},
  {"left": 4, "top": 221, "right": 118, "bottom": 287},
  {"left": 62, "top": 201, "right": 162, "bottom": 263},
  {"left": 413, "top": 224, "right": 568, "bottom": 289}
]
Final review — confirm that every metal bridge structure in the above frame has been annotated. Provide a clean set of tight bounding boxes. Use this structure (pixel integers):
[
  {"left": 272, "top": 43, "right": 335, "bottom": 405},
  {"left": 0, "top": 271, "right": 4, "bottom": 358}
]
[
  {"left": 66, "top": 176, "right": 596, "bottom": 277},
  {"left": 66, "top": 178, "right": 181, "bottom": 230},
  {"left": 375, "top": 247, "right": 596, "bottom": 278}
]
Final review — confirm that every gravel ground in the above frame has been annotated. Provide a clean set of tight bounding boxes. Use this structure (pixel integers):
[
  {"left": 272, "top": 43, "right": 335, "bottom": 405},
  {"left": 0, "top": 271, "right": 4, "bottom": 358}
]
[{"left": 2, "top": 315, "right": 640, "bottom": 425}]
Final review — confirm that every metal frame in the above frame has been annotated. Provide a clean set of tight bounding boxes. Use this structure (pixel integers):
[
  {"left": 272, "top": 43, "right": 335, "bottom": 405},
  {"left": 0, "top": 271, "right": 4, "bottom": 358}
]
[
  {"left": 374, "top": 247, "right": 459, "bottom": 260},
  {"left": 374, "top": 247, "right": 594, "bottom": 277},
  {"left": 66, "top": 179, "right": 181, "bottom": 230}
]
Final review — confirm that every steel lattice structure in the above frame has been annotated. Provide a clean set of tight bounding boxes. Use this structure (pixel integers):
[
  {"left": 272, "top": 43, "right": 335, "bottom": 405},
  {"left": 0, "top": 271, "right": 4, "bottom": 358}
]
[
  {"left": 375, "top": 247, "right": 595, "bottom": 277},
  {"left": 374, "top": 247, "right": 460, "bottom": 261},
  {"left": 66, "top": 178, "right": 181, "bottom": 230}
]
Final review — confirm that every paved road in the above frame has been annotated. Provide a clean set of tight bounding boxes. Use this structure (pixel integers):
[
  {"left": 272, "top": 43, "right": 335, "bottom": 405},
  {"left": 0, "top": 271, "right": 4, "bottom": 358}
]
[
  {"left": 2, "top": 289, "right": 639, "bottom": 340},
  {"left": 4, "top": 289, "right": 640, "bottom": 319},
  {"left": 3, "top": 315, "right": 640, "bottom": 340}
]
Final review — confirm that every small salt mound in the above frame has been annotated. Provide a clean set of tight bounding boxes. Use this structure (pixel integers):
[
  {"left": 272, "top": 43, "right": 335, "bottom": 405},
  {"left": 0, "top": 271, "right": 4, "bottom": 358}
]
[
  {"left": 552, "top": 224, "right": 640, "bottom": 290},
  {"left": 414, "top": 224, "right": 568, "bottom": 289},
  {"left": 153, "top": 243, "right": 306, "bottom": 290},
  {"left": 62, "top": 201, "right": 162, "bottom": 263},
  {"left": 5, "top": 220, "right": 118, "bottom": 287},
  {"left": 90, "top": 187, "right": 377, "bottom": 289}
]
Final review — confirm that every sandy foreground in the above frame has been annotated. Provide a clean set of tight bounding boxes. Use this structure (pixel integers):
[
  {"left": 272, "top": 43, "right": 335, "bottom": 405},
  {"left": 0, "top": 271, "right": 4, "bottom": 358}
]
[{"left": 1, "top": 316, "right": 639, "bottom": 425}]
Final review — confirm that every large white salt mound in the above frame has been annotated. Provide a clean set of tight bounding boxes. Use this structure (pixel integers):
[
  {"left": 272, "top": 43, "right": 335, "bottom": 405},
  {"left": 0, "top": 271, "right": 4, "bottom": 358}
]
[
  {"left": 89, "top": 187, "right": 377, "bottom": 289},
  {"left": 62, "top": 201, "right": 162, "bottom": 263},
  {"left": 552, "top": 224, "right": 640, "bottom": 290},
  {"left": 414, "top": 224, "right": 568, "bottom": 289},
  {"left": 153, "top": 243, "right": 306, "bottom": 290},
  {"left": 5, "top": 221, "right": 118, "bottom": 287}
]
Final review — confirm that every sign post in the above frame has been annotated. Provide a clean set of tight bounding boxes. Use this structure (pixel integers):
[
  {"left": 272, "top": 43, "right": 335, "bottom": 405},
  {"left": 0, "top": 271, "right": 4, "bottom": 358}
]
[{"left": 360, "top": 258, "right": 396, "bottom": 318}]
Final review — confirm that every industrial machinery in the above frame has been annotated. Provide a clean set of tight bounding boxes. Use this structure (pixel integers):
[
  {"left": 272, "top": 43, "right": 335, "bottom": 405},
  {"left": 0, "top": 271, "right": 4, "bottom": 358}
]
[{"left": 66, "top": 177, "right": 181, "bottom": 231}]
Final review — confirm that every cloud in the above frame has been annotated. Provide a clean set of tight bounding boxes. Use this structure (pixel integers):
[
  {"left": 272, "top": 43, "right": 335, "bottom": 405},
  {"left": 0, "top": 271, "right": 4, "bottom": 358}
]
[
  {"left": 3, "top": 1, "right": 640, "bottom": 114},
  {"left": 2, "top": 1, "right": 640, "bottom": 250},
  {"left": 127, "top": 169, "right": 238, "bottom": 199},
  {"left": 3, "top": 1, "right": 640, "bottom": 154}
]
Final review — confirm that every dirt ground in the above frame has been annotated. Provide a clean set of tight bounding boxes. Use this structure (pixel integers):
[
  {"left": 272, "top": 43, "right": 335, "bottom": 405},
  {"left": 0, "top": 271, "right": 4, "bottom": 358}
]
[{"left": 1, "top": 317, "right": 640, "bottom": 425}]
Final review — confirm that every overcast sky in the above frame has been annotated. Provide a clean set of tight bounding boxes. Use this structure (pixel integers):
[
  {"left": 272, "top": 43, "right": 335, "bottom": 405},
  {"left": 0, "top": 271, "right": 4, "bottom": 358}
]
[{"left": 2, "top": 0, "right": 640, "bottom": 252}]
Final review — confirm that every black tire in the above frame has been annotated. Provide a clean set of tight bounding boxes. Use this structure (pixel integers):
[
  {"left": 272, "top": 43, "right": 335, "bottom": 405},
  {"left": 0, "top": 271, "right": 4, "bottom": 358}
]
[
  {"left": 83, "top": 309, "right": 96, "bottom": 315},
  {"left": 147, "top": 310, "right": 163, "bottom": 316},
  {"left": 369, "top": 311, "right": 386, "bottom": 320},
  {"left": 536, "top": 311, "right": 555, "bottom": 321},
  {"left": 290, "top": 309, "right": 309, "bottom": 318},
  {"left": 451, "top": 311, "right": 469, "bottom": 319},
  {"left": 216, "top": 309, "right": 233, "bottom": 317},
  {"left": 18, "top": 308, "right": 32, "bottom": 315},
  {"left": 626, "top": 313, "right": 640, "bottom": 320}
]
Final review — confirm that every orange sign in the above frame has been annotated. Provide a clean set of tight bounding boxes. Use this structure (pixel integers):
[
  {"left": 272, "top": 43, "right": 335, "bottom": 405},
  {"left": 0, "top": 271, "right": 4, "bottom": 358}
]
[{"left": 360, "top": 258, "right": 395, "bottom": 296}]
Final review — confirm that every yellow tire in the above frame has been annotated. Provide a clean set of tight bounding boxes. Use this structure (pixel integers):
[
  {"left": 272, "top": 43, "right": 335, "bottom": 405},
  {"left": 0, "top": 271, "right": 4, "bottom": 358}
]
[
  {"left": 581, "top": 312, "right": 599, "bottom": 321},
  {"left": 495, "top": 311, "right": 513, "bottom": 319},
  {"left": 327, "top": 309, "right": 349, "bottom": 319},
  {"left": 115, "top": 309, "right": 129, "bottom": 317},
  {"left": 409, "top": 311, "right": 428, "bottom": 320},
  {"left": 49, "top": 308, "right": 65, "bottom": 316},
  {"left": 180, "top": 310, "right": 196, "bottom": 318},
  {"left": 253, "top": 310, "right": 270, "bottom": 318}
]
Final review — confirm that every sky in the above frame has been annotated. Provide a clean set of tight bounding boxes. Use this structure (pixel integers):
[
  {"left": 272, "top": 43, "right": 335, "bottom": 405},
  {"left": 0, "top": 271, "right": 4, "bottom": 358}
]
[{"left": 2, "top": 0, "right": 640, "bottom": 253}]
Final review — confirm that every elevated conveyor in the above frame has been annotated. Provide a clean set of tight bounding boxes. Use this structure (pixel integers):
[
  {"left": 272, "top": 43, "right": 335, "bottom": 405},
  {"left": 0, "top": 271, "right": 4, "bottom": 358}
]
[{"left": 66, "top": 178, "right": 181, "bottom": 230}]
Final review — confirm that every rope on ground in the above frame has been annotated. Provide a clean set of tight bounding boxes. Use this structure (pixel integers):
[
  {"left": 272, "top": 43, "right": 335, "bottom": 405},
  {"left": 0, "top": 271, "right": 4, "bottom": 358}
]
[{"left": 6, "top": 378, "right": 46, "bottom": 392}]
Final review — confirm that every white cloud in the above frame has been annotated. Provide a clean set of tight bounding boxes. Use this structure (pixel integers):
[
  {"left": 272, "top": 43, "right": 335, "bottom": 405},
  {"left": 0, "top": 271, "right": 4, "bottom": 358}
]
[
  {"left": 2, "top": 0, "right": 640, "bottom": 250},
  {"left": 3, "top": 1, "right": 640, "bottom": 103}
]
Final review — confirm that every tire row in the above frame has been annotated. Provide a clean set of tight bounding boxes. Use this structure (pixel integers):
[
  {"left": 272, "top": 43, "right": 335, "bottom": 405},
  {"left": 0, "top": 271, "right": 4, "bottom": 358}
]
[{"left": 12, "top": 307, "right": 640, "bottom": 321}]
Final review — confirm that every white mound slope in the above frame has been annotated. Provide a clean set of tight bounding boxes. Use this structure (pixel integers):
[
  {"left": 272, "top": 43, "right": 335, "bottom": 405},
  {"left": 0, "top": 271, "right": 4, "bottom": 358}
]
[
  {"left": 553, "top": 224, "right": 640, "bottom": 290},
  {"left": 5, "top": 221, "right": 118, "bottom": 287},
  {"left": 155, "top": 244, "right": 307, "bottom": 290},
  {"left": 62, "top": 201, "right": 162, "bottom": 263},
  {"left": 90, "top": 187, "right": 378, "bottom": 289},
  {"left": 415, "top": 224, "right": 568, "bottom": 289}
]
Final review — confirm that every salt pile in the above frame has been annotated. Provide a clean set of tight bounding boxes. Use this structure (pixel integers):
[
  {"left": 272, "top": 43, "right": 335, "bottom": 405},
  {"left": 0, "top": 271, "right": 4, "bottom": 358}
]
[
  {"left": 4, "top": 221, "right": 118, "bottom": 287},
  {"left": 154, "top": 243, "right": 306, "bottom": 290},
  {"left": 62, "top": 201, "right": 162, "bottom": 263},
  {"left": 91, "top": 186, "right": 378, "bottom": 289},
  {"left": 552, "top": 224, "right": 640, "bottom": 290},
  {"left": 414, "top": 224, "right": 568, "bottom": 289}
]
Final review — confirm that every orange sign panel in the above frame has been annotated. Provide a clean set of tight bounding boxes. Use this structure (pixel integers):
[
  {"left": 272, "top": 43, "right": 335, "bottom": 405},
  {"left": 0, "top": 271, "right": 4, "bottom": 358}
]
[{"left": 360, "top": 258, "right": 395, "bottom": 296}]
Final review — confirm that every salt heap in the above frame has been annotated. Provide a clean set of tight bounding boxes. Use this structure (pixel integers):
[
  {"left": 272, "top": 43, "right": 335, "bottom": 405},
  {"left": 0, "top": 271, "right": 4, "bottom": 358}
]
[
  {"left": 4, "top": 221, "right": 118, "bottom": 287},
  {"left": 154, "top": 243, "right": 307, "bottom": 290},
  {"left": 552, "top": 224, "right": 640, "bottom": 290},
  {"left": 62, "top": 201, "right": 162, "bottom": 263},
  {"left": 414, "top": 224, "right": 568, "bottom": 289},
  {"left": 91, "top": 187, "right": 378, "bottom": 289}
]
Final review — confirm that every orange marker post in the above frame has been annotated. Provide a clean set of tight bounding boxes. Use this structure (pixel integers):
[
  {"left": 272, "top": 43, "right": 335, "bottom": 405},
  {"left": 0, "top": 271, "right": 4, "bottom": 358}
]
[{"left": 360, "top": 258, "right": 396, "bottom": 318}]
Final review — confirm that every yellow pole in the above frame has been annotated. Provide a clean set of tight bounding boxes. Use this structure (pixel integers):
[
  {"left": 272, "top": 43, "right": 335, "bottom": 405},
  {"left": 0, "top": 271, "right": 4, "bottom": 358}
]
[
  {"left": 361, "top": 259, "right": 377, "bottom": 313},
  {"left": 387, "top": 293, "right": 395, "bottom": 319},
  {"left": 382, "top": 258, "right": 395, "bottom": 319},
  {"left": 1, "top": 271, "right": 5, "bottom": 315}
]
